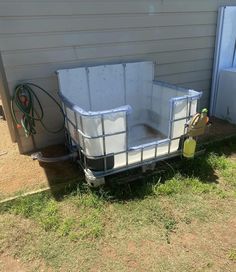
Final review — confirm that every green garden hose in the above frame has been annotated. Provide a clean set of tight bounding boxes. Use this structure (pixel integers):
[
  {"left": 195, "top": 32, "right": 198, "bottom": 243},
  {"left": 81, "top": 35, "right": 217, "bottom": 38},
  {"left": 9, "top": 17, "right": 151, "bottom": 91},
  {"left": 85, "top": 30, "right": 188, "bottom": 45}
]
[{"left": 11, "top": 83, "right": 65, "bottom": 137}]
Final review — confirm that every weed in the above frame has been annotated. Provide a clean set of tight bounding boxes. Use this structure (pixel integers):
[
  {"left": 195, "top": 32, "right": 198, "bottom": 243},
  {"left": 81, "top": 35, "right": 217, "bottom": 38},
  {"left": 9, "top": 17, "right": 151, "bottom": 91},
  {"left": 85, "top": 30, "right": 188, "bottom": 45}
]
[
  {"left": 78, "top": 210, "right": 103, "bottom": 239},
  {"left": 207, "top": 153, "right": 229, "bottom": 170},
  {"left": 0, "top": 193, "right": 51, "bottom": 218},
  {"left": 58, "top": 218, "right": 76, "bottom": 237},
  {"left": 38, "top": 200, "right": 60, "bottom": 231},
  {"left": 75, "top": 193, "right": 104, "bottom": 209},
  {"left": 206, "top": 152, "right": 236, "bottom": 192},
  {"left": 163, "top": 217, "right": 177, "bottom": 232},
  {"left": 153, "top": 174, "right": 216, "bottom": 196},
  {"left": 228, "top": 249, "right": 236, "bottom": 261},
  {"left": 152, "top": 174, "right": 183, "bottom": 195},
  {"left": 162, "top": 216, "right": 177, "bottom": 244}
]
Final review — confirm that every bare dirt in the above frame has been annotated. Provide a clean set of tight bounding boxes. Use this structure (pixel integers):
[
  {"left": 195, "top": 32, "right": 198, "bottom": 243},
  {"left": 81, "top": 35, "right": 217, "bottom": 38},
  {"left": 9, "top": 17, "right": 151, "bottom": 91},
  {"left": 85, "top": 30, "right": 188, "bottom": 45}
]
[
  {"left": 0, "top": 119, "right": 80, "bottom": 199},
  {"left": 0, "top": 255, "right": 27, "bottom": 272},
  {"left": 0, "top": 254, "right": 53, "bottom": 272},
  {"left": 200, "top": 116, "right": 236, "bottom": 142}
]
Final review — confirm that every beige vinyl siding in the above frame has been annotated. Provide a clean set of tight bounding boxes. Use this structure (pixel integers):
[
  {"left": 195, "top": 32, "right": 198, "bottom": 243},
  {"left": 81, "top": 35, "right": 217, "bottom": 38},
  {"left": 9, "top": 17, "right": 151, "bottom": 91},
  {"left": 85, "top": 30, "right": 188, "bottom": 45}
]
[{"left": 1, "top": 0, "right": 236, "bottom": 153}]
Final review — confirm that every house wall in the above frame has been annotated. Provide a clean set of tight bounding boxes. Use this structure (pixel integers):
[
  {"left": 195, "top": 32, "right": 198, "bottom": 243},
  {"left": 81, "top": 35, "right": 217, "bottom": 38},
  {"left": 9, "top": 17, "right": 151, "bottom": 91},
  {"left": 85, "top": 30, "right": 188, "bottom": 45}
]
[{"left": 1, "top": 0, "right": 236, "bottom": 153}]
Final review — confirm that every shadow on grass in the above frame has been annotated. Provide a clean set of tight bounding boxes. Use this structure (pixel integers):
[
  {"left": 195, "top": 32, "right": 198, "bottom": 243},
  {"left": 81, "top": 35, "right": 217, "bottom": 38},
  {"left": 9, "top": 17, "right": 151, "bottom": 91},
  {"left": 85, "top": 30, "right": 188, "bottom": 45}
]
[{"left": 33, "top": 136, "right": 236, "bottom": 202}]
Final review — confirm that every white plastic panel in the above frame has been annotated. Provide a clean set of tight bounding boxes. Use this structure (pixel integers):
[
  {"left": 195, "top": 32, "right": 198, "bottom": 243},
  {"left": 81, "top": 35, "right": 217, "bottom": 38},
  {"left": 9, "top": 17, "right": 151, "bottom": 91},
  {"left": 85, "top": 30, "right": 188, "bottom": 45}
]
[
  {"left": 105, "top": 133, "right": 126, "bottom": 154},
  {"left": 190, "top": 100, "right": 198, "bottom": 116},
  {"left": 156, "top": 141, "right": 169, "bottom": 157},
  {"left": 170, "top": 139, "right": 180, "bottom": 152},
  {"left": 171, "top": 119, "right": 186, "bottom": 139},
  {"left": 114, "top": 153, "right": 126, "bottom": 169},
  {"left": 128, "top": 150, "right": 141, "bottom": 165},
  {"left": 143, "top": 145, "right": 156, "bottom": 161},
  {"left": 125, "top": 61, "right": 154, "bottom": 111},
  {"left": 173, "top": 99, "right": 188, "bottom": 120},
  {"left": 157, "top": 117, "right": 169, "bottom": 137},
  {"left": 88, "top": 64, "right": 125, "bottom": 111},
  {"left": 83, "top": 138, "right": 104, "bottom": 157},
  {"left": 67, "top": 121, "right": 77, "bottom": 143},
  {"left": 82, "top": 116, "right": 102, "bottom": 137},
  {"left": 151, "top": 84, "right": 186, "bottom": 136},
  {"left": 57, "top": 68, "right": 90, "bottom": 110},
  {"left": 211, "top": 6, "right": 236, "bottom": 115},
  {"left": 104, "top": 111, "right": 126, "bottom": 134},
  {"left": 215, "top": 68, "right": 236, "bottom": 124},
  {"left": 65, "top": 106, "right": 76, "bottom": 125}
]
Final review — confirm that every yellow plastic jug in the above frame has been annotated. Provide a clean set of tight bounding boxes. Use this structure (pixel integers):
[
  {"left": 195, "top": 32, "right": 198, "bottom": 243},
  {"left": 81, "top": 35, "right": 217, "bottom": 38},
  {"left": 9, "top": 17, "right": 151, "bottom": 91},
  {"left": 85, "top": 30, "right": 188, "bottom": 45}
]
[{"left": 183, "top": 137, "right": 196, "bottom": 158}]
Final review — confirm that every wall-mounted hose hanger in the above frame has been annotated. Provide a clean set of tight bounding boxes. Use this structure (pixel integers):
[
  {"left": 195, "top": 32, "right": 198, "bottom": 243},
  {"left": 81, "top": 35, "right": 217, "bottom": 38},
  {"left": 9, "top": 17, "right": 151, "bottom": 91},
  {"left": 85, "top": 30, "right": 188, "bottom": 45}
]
[{"left": 11, "top": 83, "right": 65, "bottom": 137}]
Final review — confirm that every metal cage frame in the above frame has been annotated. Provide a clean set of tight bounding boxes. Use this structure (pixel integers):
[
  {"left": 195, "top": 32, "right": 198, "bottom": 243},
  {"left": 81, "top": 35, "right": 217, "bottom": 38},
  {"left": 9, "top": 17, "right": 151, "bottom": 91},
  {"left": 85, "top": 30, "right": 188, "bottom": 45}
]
[{"left": 57, "top": 62, "right": 202, "bottom": 186}]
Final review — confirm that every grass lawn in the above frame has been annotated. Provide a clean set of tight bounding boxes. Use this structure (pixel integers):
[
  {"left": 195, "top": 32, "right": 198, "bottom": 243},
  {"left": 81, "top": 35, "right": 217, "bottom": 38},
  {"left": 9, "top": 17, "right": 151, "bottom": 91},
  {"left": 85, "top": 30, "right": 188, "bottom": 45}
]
[{"left": 0, "top": 138, "right": 236, "bottom": 271}]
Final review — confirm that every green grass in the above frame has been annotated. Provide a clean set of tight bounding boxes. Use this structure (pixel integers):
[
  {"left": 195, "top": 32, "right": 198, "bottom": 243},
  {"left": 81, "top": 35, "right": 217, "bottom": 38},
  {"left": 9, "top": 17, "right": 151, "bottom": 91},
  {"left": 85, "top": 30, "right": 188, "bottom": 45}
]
[
  {"left": 1, "top": 137, "right": 236, "bottom": 271},
  {"left": 153, "top": 174, "right": 216, "bottom": 196}
]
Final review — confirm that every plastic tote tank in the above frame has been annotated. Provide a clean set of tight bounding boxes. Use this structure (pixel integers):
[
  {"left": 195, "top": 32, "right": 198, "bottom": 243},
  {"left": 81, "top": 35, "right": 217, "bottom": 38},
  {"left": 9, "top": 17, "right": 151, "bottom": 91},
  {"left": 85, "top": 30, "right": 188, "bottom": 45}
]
[{"left": 57, "top": 61, "right": 202, "bottom": 186}]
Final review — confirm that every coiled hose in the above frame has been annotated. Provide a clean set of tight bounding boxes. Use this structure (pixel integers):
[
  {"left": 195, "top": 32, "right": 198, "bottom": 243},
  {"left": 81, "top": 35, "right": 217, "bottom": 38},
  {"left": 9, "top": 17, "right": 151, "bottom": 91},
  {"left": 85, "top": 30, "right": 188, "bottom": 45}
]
[{"left": 11, "top": 83, "right": 65, "bottom": 137}]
